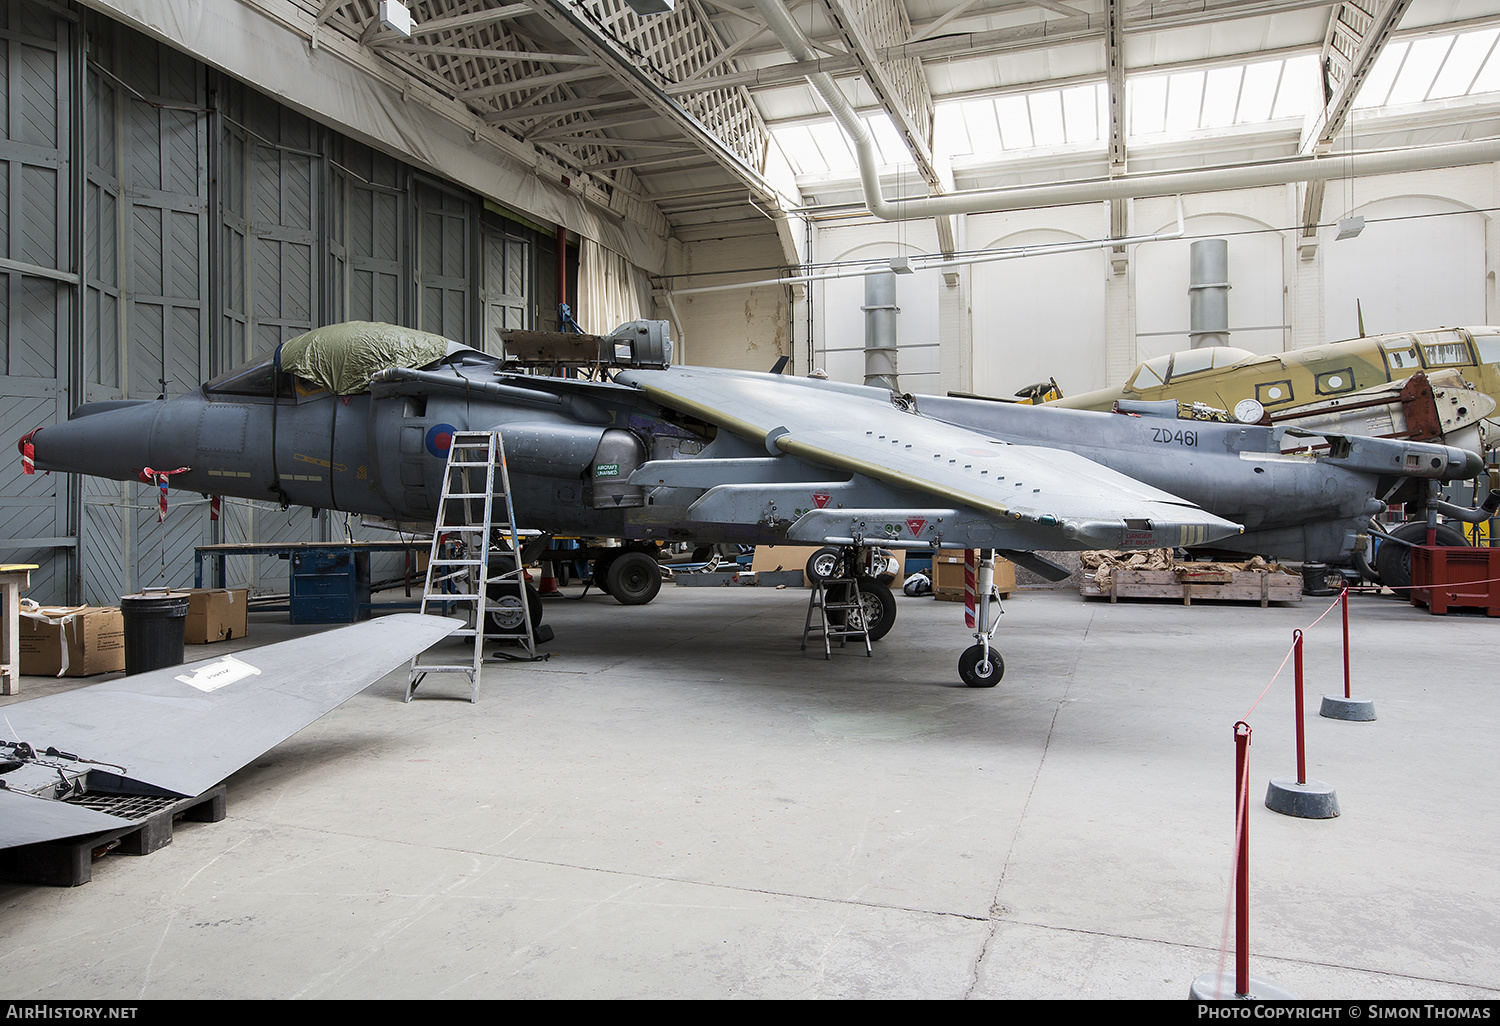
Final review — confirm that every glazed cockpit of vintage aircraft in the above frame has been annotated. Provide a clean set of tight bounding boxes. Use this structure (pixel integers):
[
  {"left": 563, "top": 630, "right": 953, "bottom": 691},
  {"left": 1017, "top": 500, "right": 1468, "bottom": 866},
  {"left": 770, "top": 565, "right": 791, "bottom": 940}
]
[{"left": 21, "top": 320, "right": 1483, "bottom": 685}]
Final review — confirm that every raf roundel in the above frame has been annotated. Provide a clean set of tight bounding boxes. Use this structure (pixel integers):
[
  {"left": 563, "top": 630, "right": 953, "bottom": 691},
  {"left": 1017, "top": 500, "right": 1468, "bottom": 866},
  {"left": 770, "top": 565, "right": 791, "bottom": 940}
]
[{"left": 425, "top": 423, "right": 458, "bottom": 459}]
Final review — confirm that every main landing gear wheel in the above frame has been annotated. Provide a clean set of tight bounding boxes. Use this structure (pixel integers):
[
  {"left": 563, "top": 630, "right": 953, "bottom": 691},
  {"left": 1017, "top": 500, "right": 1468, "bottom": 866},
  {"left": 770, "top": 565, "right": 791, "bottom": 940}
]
[
  {"left": 829, "top": 577, "right": 897, "bottom": 642},
  {"left": 604, "top": 550, "right": 662, "bottom": 605},
  {"left": 1375, "top": 520, "right": 1466, "bottom": 592},
  {"left": 958, "top": 644, "right": 1004, "bottom": 688},
  {"left": 485, "top": 581, "right": 543, "bottom": 636},
  {"left": 805, "top": 546, "right": 843, "bottom": 584}
]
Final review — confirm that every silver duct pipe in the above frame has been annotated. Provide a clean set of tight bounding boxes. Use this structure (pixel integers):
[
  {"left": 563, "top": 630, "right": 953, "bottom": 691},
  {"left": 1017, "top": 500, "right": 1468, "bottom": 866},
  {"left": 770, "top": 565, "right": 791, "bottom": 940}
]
[
  {"left": 749, "top": 0, "right": 1500, "bottom": 218},
  {"left": 1189, "top": 239, "right": 1229, "bottom": 349},
  {"left": 864, "top": 269, "right": 899, "bottom": 390}
]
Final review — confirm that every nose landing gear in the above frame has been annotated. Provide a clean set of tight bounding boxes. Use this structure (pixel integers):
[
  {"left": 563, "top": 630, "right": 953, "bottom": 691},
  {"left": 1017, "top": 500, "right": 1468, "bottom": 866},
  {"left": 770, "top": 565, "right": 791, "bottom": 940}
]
[{"left": 956, "top": 549, "right": 1004, "bottom": 688}]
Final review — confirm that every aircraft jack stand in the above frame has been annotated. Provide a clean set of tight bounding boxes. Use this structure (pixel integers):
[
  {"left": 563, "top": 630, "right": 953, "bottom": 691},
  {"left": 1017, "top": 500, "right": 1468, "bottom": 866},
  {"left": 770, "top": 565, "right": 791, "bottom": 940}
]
[
  {"left": 801, "top": 576, "right": 872, "bottom": 658},
  {"left": 958, "top": 549, "right": 1004, "bottom": 687}
]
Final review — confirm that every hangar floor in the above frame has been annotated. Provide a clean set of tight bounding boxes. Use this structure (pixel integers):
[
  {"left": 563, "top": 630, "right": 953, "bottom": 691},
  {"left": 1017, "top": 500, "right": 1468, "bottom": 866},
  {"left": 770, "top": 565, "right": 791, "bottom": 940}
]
[{"left": 2, "top": 583, "right": 1496, "bottom": 1000}]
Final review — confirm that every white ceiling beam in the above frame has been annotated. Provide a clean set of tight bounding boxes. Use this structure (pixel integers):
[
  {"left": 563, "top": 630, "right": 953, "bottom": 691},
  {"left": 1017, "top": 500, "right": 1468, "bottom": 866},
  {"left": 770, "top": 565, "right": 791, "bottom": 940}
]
[
  {"left": 1106, "top": 0, "right": 1129, "bottom": 249},
  {"left": 527, "top": 0, "right": 789, "bottom": 212},
  {"left": 404, "top": 3, "right": 532, "bottom": 37},
  {"left": 372, "top": 40, "right": 599, "bottom": 64},
  {"left": 906, "top": 0, "right": 984, "bottom": 43},
  {"left": 666, "top": 0, "right": 1335, "bottom": 98},
  {"left": 459, "top": 67, "right": 607, "bottom": 102},
  {"left": 821, "top": 0, "right": 955, "bottom": 255},
  {"left": 1030, "top": 0, "right": 1091, "bottom": 17},
  {"left": 486, "top": 95, "right": 643, "bottom": 126},
  {"left": 1300, "top": 0, "right": 1414, "bottom": 235}
]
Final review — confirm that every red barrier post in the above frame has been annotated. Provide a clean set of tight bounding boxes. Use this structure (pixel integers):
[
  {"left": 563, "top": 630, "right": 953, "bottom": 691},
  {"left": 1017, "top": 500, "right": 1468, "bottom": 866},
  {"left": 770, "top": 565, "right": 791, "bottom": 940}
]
[
  {"left": 1235, "top": 720, "right": 1252, "bottom": 997},
  {"left": 1341, "top": 587, "right": 1351, "bottom": 700},
  {"left": 1293, "top": 630, "right": 1306, "bottom": 785}
]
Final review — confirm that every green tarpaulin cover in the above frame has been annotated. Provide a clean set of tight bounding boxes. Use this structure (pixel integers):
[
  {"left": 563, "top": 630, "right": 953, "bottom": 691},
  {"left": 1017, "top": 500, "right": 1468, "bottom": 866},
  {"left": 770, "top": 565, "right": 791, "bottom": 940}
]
[{"left": 278, "top": 321, "right": 453, "bottom": 394}]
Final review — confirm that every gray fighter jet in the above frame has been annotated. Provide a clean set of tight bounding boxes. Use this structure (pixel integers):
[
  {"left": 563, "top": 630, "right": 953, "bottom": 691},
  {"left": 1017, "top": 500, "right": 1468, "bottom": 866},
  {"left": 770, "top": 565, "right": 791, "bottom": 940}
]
[{"left": 21, "top": 321, "right": 1480, "bottom": 685}]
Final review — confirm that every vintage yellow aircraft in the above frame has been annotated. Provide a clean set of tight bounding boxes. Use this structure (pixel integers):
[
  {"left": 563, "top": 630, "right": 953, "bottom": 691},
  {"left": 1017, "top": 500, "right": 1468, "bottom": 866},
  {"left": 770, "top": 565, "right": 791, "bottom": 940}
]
[{"left": 1048, "top": 327, "right": 1500, "bottom": 432}]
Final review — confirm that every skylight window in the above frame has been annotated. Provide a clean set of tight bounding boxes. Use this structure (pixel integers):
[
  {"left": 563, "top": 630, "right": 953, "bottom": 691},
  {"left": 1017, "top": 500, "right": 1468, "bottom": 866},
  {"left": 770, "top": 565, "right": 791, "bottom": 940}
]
[
  {"left": 936, "top": 84, "right": 1107, "bottom": 159},
  {"left": 771, "top": 113, "right": 903, "bottom": 176},
  {"left": 1128, "top": 56, "right": 1315, "bottom": 140},
  {"left": 1061, "top": 85, "right": 1100, "bottom": 144},
  {"left": 1430, "top": 29, "right": 1497, "bottom": 98},
  {"left": 1386, "top": 37, "right": 1449, "bottom": 106},
  {"left": 1356, "top": 27, "right": 1500, "bottom": 109}
]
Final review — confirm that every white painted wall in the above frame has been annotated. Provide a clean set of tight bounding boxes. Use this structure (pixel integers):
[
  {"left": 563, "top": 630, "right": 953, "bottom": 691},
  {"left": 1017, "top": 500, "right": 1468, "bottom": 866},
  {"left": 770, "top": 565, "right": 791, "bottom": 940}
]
[
  {"left": 969, "top": 232, "right": 1108, "bottom": 398},
  {"left": 1134, "top": 210, "right": 1288, "bottom": 363},
  {"left": 790, "top": 166, "right": 1496, "bottom": 395},
  {"left": 669, "top": 235, "right": 793, "bottom": 371},
  {"left": 1322, "top": 195, "right": 1486, "bottom": 341},
  {"left": 810, "top": 221, "right": 947, "bottom": 396}
]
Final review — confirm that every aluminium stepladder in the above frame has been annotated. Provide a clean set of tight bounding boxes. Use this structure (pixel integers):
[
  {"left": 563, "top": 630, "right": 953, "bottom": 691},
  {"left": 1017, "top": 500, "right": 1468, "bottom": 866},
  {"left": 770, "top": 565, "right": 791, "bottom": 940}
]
[
  {"left": 406, "top": 431, "right": 535, "bottom": 702},
  {"left": 800, "top": 572, "right": 872, "bottom": 658}
]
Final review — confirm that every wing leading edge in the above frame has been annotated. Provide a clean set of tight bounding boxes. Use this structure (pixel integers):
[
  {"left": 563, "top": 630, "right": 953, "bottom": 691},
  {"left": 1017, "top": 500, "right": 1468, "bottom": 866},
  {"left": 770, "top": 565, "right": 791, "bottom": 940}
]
[{"left": 617, "top": 366, "right": 1242, "bottom": 551}]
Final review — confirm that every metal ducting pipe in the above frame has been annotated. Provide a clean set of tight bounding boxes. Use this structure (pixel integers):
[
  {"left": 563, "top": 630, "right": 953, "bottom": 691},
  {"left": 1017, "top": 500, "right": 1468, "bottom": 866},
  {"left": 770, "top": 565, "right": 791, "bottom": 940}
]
[
  {"left": 864, "top": 268, "right": 899, "bottom": 391},
  {"left": 1189, "top": 239, "right": 1229, "bottom": 349},
  {"left": 749, "top": 0, "right": 1500, "bottom": 218}
]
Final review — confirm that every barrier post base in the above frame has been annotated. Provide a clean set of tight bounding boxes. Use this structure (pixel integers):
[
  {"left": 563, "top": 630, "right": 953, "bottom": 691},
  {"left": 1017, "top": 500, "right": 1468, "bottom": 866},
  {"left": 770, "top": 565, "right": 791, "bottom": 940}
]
[
  {"left": 1190, "top": 971, "right": 1295, "bottom": 1000},
  {"left": 1266, "top": 777, "right": 1340, "bottom": 819},
  {"left": 1320, "top": 695, "right": 1376, "bottom": 721}
]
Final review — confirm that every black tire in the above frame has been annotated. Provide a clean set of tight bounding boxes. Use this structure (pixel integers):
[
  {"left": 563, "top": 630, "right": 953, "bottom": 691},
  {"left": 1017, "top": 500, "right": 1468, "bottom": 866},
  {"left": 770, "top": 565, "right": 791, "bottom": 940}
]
[
  {"left": 605, "top": 550, "right": 662, "bottom": 605},
  {"left": 806, "top": 546, "right": 843, "bottom": 584},
  {"left": 1375, "top": 520, "right": 1467, "bottom": 591},
  {"left": 485, "top": 581, "right": 543, "bottom": 635},
  {"left": 958, "top": 644, "right": 1003, "bottom": 687},
  {"left": 828, "top": 577, "right": 897, "bottom": 642}
]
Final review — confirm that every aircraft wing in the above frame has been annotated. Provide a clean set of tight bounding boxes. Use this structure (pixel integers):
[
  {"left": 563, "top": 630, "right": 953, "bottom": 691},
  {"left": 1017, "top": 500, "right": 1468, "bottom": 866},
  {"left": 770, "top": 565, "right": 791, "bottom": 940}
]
[
  {"left": 0, "top": 613, "right": 460, "bottom": 850},
  {"left": 616, "top": 366, "right": 1242, "bottom": 549}
]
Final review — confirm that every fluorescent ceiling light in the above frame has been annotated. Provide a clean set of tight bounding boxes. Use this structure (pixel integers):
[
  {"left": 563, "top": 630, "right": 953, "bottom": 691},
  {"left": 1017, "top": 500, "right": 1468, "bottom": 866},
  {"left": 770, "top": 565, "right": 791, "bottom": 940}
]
[{"left": 378, "top": 1, "right": 413, "bottom": 38}]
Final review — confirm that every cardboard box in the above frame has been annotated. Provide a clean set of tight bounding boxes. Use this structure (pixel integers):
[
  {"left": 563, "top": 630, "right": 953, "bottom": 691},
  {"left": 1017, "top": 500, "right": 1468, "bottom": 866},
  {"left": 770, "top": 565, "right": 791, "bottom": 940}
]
[
  {"left": 185, "top": 588, "right": 249, "bottom": 644},
  {"left": 750, "top": 545, "right": 822, "bottom": 579},
  {"left": 18, "top": 604, "right": 125, "bottom": 677},
  {"left": 932, "top": 550, "right": 1016, "bottom": 601}
]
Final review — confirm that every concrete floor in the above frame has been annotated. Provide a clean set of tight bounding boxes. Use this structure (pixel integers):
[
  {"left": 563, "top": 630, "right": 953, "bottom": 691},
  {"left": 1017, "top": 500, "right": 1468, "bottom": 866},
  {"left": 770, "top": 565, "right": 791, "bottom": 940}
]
[{"left": 1, "top": 582, "right": 1497, "bottom": 1000}]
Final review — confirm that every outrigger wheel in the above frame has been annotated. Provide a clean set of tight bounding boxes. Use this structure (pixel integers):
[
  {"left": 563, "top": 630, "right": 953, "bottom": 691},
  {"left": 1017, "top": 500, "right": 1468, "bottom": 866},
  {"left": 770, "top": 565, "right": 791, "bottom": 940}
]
[{"left": 958, "top": 643, "right": 1003, "bottom": 688}]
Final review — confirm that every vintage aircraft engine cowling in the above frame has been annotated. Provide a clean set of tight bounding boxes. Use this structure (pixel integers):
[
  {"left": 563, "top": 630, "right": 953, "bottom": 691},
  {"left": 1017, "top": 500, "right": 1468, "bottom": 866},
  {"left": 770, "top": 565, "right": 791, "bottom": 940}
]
[{"left": 586, "top": 429, "right": 648, "bottom": 509}]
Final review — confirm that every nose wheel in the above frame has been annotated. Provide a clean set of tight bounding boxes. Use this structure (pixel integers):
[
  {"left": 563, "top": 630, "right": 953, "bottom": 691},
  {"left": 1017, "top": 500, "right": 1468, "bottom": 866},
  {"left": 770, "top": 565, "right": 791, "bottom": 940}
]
[
  {"left": 954, "top": 548, "right": 1005, "bottom": 688},
  {"left": 958, "top": 644, "right": 1003, "bottom": 687}
]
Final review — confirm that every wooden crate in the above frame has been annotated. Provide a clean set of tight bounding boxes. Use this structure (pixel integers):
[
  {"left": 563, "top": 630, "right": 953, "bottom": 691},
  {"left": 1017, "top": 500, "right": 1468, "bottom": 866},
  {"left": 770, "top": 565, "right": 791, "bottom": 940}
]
[{"left": 1081, "top": 569, "right": 1302, "bottom": 606}]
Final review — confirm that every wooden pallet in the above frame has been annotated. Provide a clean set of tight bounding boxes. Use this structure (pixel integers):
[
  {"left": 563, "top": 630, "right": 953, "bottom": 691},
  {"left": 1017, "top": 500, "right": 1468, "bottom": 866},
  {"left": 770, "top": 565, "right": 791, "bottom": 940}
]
[
  {"left": 1081, "top": 569, "right": 1302, "bottom": 606},
  {"left": 0, "top": 785, "right": 227, "bottom": 887}
]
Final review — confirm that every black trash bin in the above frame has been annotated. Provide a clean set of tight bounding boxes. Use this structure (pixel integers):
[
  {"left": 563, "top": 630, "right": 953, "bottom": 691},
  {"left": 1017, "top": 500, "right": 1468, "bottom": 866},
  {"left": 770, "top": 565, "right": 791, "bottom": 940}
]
[{"left": 120, "top": 590, "right": 191, "bottom": 675}]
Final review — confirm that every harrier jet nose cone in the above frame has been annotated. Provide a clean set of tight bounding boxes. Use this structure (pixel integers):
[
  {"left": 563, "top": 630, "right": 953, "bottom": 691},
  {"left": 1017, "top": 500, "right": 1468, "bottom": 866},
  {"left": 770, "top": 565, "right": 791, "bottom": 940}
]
[{"left": 27, "top": 399, "right": 160, "bottom": 480}]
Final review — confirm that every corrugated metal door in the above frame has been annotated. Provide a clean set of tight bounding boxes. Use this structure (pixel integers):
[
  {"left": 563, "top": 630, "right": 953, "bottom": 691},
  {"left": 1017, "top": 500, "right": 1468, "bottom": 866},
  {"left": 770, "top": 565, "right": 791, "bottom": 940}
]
[
  {"left": 216, "top": 83, "right": 324, "bottom": 593},
  {"left": 0, "top": 4, "right": 74, "bottom": 602},
  {"left": 414, "top": 181, "right": 472, "bottom": 343},
  {"left": 110, "top": 38, "right": 211, "bottom": 594},
  {"left": 481, "top": 224, "right": 530, "bottom": 354},
  {"left": 329, "top": 138, "right": 404, "bottom": 325}
]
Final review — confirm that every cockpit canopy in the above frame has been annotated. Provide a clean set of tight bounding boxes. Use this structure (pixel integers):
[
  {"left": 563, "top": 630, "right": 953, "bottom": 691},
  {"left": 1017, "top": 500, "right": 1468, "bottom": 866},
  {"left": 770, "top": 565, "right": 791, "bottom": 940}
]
[
  {"left": 205, "top": 322, "right": 480, "bottom": 399},
  {"left": 1127, "top": 347, "right": 1258, "bottom": 390}
]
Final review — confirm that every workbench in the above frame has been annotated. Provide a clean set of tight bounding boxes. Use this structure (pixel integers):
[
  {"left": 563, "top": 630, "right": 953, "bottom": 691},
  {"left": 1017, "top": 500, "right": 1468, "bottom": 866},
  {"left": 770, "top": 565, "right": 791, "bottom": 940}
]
[
  {"left": 1, "top": 564, "right": 37, "bottom": 695},
  {"left": 193, "top": 542, "right": 424, "bottom": 623}
]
